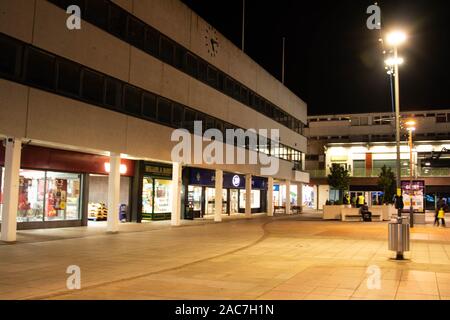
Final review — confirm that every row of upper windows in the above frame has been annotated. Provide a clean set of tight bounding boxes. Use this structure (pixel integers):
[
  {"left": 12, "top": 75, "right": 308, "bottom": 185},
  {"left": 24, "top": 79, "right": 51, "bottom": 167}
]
[
  {"left": 0, "top": 32, "right": 303, "bottom": 170},
  {"left": 308, "top": 113, "right": 450, "bottom": 126},
  {"left": 46, "top": 0, "right": 305, "bottom": 136}
]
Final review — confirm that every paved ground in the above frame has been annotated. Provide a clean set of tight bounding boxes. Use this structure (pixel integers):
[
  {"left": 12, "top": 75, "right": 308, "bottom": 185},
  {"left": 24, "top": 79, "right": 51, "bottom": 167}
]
[{"left": 1, "top": 213, "right": 450, "bottom": 300}]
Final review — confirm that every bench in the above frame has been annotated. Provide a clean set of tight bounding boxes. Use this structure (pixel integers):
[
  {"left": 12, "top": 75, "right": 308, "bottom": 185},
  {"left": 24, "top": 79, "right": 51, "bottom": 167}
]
[
  {"left": 274, "top": 206, "right": 286, "bottom": 214},
  {"left": 291, "top": 206, "right": 302, "bottom": 214},
  {"left": 341, "top": 207, "right": 382, "bottom": 222}
]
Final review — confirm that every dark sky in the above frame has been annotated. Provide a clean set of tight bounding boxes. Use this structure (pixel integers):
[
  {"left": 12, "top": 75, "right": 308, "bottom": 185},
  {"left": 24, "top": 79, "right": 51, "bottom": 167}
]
[{"left": 181, "top": 0, "right": 450, "bottom": 115}]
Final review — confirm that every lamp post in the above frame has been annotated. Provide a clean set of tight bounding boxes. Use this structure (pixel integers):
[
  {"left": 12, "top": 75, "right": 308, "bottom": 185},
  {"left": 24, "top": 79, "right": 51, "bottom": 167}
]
[
  {"left": 405, "top": 120, "right": 416, "bottom": 228},
  {"left": 385, "top": 30, "right": 407, "bottom": 260}
]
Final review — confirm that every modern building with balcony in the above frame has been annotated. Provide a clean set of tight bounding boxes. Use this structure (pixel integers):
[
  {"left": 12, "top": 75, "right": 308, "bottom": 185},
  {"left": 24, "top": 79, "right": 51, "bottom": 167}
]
[
  {"left": 303, "top": 109, "right": 450, "bottom": 213},
  {"left": 0, "top": 0, "right": 309, "bottom": 242}
]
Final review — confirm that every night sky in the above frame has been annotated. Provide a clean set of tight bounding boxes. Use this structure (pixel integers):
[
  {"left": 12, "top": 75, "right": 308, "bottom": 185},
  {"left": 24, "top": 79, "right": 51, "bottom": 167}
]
[{"left": 181, "top": 0, "right": 450, "bottom": 115}]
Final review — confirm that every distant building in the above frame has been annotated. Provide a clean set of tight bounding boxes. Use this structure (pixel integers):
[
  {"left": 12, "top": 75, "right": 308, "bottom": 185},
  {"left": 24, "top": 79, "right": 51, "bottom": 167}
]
[{"left": 303, "top": 110, "right": 450, "bottom": 212}]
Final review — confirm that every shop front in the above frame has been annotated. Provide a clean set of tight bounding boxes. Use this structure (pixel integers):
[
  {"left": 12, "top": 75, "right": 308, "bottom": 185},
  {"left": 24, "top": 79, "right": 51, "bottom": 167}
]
[
  {"left": 183, "top": 168, "right": 267, "bottom": 218},
  {"left": 137, "top": 162, "right": 173, "bottom": 221},
  {"left": 0, "top": 145, "right": 135, "bottom": 229}
]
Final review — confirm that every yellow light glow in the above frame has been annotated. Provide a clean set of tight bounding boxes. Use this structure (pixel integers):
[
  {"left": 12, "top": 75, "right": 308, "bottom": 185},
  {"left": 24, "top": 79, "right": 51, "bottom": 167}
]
[
  {"left": 386, "top": 31, "right": 407, "bottom": 46},
  {"left": 385, "top": 57, "right": 404, "bottom": 66}
]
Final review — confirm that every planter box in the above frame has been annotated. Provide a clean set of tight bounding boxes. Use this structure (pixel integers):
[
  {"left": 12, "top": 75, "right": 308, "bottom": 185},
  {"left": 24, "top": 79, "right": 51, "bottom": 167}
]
[
  {"left": 323, "top": 205, "right": 344, "bottom": 220},
  {"left": 371, "top": 205, "right": 396, "bottom": 221}
]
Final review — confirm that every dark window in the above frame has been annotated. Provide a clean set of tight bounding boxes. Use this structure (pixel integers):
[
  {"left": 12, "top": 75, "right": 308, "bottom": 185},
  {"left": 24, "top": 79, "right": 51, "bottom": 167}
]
[
  {"left": 196, "top": 112, "right": 206, "bottom": 129},
  {"left": 127, "top": 17, "right": 145, "bottom": 48},
  {"left": 216, "top": 120, "right": 224, "bottom": 135},
  {"left": 265, "top": 103, "right": 274, "bottom": 118},
  {"left": 142, "top": 92, "right": 157, "bottom": 119},
  {"left": 185, "top": 53, "right": 198, "bottom": 78},
  {"left": 157, "top": 97, "right": 172, "bottom": 124},
  {"left": 172, "top": 103, "right": 184, "bottom": 127},
  {"left": 183, "top": 108, "right": 196, "bottom": 132},
  {"left": 49, "top": 0, "right": 85, "bottom": 11},
  {"left": 109, "top": 4, "right": 127, "bottom": 39},
  {"left": 174, "top": 46, "right": 185, "bottom": 70},
  {"left": 85, "top": 0, "right": 108, "bottom": 29},
  {"left": 207, "top": 65, "right": 218, "bottom": 87},
  {"left": 105, "top": 77, "right": 122, "bottom": 109},
  {"left": 81, "top": 69, "right": 104, "bottom": 103},
  {"left": 240, "top": 87, "right": 248, "bottom": 104},
  {"left": 123, "top": 85, "right": 142, "bottom": 115},
  {"left": 0, "top": 36, "right": 22, "bottom": 77},
  {"left": 25, "top": 48, "right": 56, "bottom": 89},
  {"left": 57, "top": 59, "right": 80, "bottom": 96},
  {"left": 233, "top": 83, "right": 240, "bottom": 99},
  {"left": 205, "top": 116, "right": 215, "bottom": 131},
  {"left": 160, "top": 36, "right": 174, "bottom": 65},
  {"left": 225, "top": 77, "right": 234, "bottom": 96},
  {"left": 217, "top": 72, "right": 224, "bottom": 91},
  {"left": 144, "top": 27, "right": 159, "bottom": 56},
  {"left": 198, "top": 61, "right": 207, "bottom": 82}
]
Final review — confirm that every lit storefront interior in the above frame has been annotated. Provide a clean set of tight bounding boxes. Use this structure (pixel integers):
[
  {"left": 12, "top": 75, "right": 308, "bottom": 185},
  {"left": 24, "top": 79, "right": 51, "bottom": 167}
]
[
  {"left": 183, "top": 168, "right": 267, "bottom": 219},
  {"left": 0, "top": 145, "right": 135, "bottom": 229}
]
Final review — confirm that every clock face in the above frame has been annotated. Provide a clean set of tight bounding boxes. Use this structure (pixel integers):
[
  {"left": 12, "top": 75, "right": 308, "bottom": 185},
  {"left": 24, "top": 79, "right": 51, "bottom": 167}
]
[{"left": 204, "top": 25, "right": 219, "bottom": 57}]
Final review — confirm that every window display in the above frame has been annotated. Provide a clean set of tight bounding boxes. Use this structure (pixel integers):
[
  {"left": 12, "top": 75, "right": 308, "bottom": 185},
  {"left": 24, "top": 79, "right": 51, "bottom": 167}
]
[
  {"left": 239, "top": 190, "right": 261, "bottom": 209},
  {"left": 142, "top": 177, "right": 153, "bottom": 215},
  {"left": 187, "top": 185, "right": 202, "bottom": 211},
  {"left": 154, "top": 179, "right": 171, "bottom": 213},
  {"left": 0, "top": 168, "right": 81, "bottom": 223}
]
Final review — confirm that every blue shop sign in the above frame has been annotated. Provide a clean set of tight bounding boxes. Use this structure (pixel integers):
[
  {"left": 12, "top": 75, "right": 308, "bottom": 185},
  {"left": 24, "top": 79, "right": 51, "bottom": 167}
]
[
  {"left": 252, "top": 176, "right": 268, "bottom": 190},
  {"left": 223, "top": 173, "right": 245, "bottom": 189},
  {"left": 273, "top": 184, "right": 280, "bottom": 191},
  {"left": 189, "top": 168, "right": 215, "bottom": 186}
]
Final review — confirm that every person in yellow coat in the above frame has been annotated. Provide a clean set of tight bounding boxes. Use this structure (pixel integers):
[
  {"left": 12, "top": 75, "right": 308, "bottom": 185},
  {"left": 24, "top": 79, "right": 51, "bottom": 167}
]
[{"left": 437, "top": 207, "right": 446, "bottom": 227}]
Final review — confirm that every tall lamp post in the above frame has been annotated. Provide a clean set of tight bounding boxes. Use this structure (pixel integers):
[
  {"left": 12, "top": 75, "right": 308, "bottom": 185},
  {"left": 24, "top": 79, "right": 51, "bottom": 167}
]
[
  {"left": 385, "top": 30, "right": 408, "bottom": 260},
  {"left": 405, "top": 120, "right": 416, "bottom": 228}
]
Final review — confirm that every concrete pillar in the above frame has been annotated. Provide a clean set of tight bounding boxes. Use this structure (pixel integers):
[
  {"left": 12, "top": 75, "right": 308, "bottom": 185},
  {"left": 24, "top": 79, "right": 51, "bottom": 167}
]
[
  {"left": 245, "top": 174, "right": 252, "bottom": 217},
  {"left": 171, "top": 162, "right": 182, "bottom": 226},
  {"left": 1, "top": 138, "right": 22, "bottom": 243},
  {"left": 107, "top": 152, "right": 121, "bottom": 233},
  {"left": 285, "top": 180, "right": 291, "bottom": 215},
  {"left": 267, "top": 177, "right": 274, "bottom": 217},
  {"left": 297, "top": 183, "right": 303, "bottom": 212},
  {"left": 214, "top": 169, "right": 223, "bottom": 222}
]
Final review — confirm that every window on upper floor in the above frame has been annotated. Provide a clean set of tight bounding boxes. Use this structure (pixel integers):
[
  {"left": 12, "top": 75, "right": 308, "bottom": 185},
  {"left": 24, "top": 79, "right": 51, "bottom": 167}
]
[
  {"left": 142, "top": 92, "right": 157, "bottom": 120},
  {"left": 185, "top": 53, "right": 198, "bottom": 78},
  {"left": 108, "top": 4, "right": 127, "bottom": 39},
  {"left": 127, "top": 16, "right": 145, "bottom": 48},
  {"left": 0, "top": 32, "right": 22, "bottom": 79},
  {"left": 157, "top": 97, "right": 172, "bottom": 125},
  {"left": 26, "top": 47, "right": 56, "bottom": 89},
  {"left": 124, "top": 85, "right": 142, "bottom": 115},
  {"left": 172, "top": 103, "right": 184, "bottom": 128},
  {"left": 81, "top": 69, "right": 104, "bottom": 104},
  {"left": 160, "top": 36, "right": 174, "bottom": 65},
  {"left": 85, "top": 0, "right": 109, "bottom": 29},
  {"left": 57, "top": 59, "right": 81, "bottom": 97},
  {"left": 144, "top": 27, "right": 160, "bottom": 56},
  {"left": 198, "top": 60, "right": 207, "bottom": 82},
  {"left": 207, "top": 65, "right": 218, "bottom": 87},
  {"left": 174, "top": 45, "right": 186, "bottom": 70},
  {"left": 105, "top": 77, "right": 122, "bottom": 110}
]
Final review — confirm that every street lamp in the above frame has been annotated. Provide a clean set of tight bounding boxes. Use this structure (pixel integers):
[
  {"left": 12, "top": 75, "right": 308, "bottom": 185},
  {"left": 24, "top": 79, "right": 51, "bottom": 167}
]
[
  {"left": 405, "top": 120, "right": 416, "bottom": 228},
  {"left": 385, "top": 30, "right": 407, "bottom": 260}
]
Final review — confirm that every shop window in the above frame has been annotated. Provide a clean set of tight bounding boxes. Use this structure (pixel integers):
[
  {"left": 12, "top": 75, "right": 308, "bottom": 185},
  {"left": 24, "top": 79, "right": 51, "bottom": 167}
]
[
  {"left": 185, "top": 53, "right": 198, "bottom": 78},
  {"left": 239, "top": 190, "right": 261, "bottom": 209},
  {"left": 81, "top": 69, "right": 104, "bottom": 103},
  {"left": 198, "top": 60, "right": 207, "bottom": 82},
  {"left": 144, "top": 27, "right": 159, "bottom": 56},
  {"left": 172, "top": 103, "right": 184, "bottom": 127},
  {"left": 157, "top": 97, "right": 172, "bottom": 124},
  {"left": 108, "top": 4, "right": 127, "bottom": 39},
  {"left": 124, "top": 85, "right": 142, "bottom": 115},
  {"left": 207, "top": 65, "right": 218, "bottom": 87},
  {"left": 85, "top": 0, "right": 108, "bottom": 29},
  {"left": 142, "top": 92, "right": 157, "bottom": 119},
  {"left": 142, "top": 177, "right": 154, "bottom": 218},
  {"left": 57, "top": 59, "right": 80, "bottom": 96},
  {"left": 45, "top": 172, "right": 81, "bottom": 221},
  {"left": 105, "top": 77, "right": 122, "bottom": 110},
  {"left": 26, "top": 48, "right": 56, "bottom": 89},
  {"left": 127, "top": 16, "right": 145, "bottom": 48},
  {"left": 0, "top": 35, "right": 22, "bottom": 78},
  {"left": 160, "top": 36, "right": 174, "bottom": 65},
  {"left": 17, "top": 170, "right": 46, "bottom": 223},
  {"left": 153, "top": 179, "right": 171, "bottom": 213}
]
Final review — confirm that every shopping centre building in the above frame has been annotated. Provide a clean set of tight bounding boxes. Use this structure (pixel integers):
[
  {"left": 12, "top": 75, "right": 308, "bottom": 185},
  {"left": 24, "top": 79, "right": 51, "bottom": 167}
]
[
  {"left": 304, "top": 109, "right": 450, "bottom": 216},
  {"left": 0, "top": 0, "right": 309, "bottom": 241}
]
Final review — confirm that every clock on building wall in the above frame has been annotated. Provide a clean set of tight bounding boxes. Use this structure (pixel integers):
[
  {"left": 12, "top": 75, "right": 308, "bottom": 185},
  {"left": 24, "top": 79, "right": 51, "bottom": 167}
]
[{"left": 204, "top": 24, "right": 219, "bottom": 57}]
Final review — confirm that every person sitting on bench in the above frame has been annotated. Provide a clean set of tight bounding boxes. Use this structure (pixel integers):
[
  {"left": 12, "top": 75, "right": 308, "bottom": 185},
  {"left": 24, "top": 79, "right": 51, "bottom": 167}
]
[{"left": 361, "top": 203, "right": 372, "bottom": 222}]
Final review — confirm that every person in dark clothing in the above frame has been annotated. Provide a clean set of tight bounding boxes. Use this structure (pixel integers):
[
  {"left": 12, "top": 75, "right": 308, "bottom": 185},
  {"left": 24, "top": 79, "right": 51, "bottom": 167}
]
[{"left": 361, "top": 203, "right": 372, "bottom": 222}]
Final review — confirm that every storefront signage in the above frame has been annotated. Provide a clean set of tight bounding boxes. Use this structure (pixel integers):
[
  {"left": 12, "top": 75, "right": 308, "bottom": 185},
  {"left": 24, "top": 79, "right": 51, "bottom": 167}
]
[
  {"left": 252, "top": 177, "right": 268, "bottom": 190},
  {"left": 144, "top": 163, "right": 172, "bottom": 178},
  {"left": 189, "top": 168, "right": 215, "bottom": 186},
  {"left": 232, "top": 175, "right": 240, "bottom": 187}
]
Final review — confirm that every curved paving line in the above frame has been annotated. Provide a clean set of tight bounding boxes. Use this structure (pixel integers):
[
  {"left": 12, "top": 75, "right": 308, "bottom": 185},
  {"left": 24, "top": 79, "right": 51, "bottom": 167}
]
[{"left": 27, "top": 216, "right": 294, "bottom": 300}]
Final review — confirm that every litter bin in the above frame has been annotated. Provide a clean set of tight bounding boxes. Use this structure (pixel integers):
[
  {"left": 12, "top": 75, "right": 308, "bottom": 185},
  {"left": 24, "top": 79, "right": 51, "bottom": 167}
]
[{"left": 388, "top": 221, "right": 410, "bottom": 253}]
